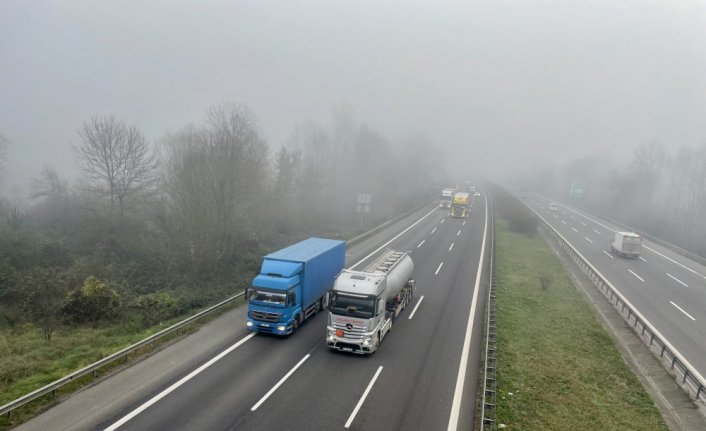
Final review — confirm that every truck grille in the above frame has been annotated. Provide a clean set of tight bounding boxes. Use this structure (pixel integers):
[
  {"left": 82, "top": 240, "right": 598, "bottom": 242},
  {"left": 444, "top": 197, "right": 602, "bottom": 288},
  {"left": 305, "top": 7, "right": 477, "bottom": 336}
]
[
  {"left": 332, "top": 322, "right": 366, "bottom": 340},
  {"left": 251, "top": 311, "right": 282, "bottom": 323}
]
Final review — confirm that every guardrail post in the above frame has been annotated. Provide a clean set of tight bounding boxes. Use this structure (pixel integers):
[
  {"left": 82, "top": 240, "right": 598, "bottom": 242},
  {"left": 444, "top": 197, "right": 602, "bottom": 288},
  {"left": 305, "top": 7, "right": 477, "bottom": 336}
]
[
  {"left": 683, "top": 370, "right": 689, "bottom": 384},
  {"left": 697, "top": 384, "right": 703, "bottom": 400},
  {"left": 671, "top": 356, "right": 677, "bottom": 370}
]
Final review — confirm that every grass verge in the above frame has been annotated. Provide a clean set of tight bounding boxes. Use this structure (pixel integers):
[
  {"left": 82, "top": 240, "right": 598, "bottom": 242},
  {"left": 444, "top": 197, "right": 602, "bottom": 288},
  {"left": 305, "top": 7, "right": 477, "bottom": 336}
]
[
  {"left": 494, "top": 219, "right": 667, "bottom": 430},
  {"left": 0, "top": 296, "right": 245, "bottom": 430}
]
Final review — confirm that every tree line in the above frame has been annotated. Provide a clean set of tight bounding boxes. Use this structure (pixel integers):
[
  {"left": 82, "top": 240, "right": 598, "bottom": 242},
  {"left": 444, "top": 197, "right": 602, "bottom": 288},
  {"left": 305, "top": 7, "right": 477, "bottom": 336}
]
[
  {"left": 524, "top": 141, "right": 706, "bottom": 257},
  {"left": 0, "top": 104, "right": 442, "bottom": 340}
]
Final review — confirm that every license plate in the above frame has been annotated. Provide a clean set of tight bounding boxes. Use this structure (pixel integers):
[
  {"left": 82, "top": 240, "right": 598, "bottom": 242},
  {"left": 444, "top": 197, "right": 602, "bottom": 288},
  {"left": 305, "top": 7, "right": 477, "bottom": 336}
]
[
  {"left": 342, "top": 347, "right": 353, "bottom": 352},
  {"left": 261, "top": 324, "right": 269, "bottom": 327}
]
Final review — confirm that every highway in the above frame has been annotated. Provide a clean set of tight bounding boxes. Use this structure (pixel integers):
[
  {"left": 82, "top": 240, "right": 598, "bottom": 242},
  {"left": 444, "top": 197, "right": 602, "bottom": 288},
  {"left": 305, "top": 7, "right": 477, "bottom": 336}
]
[
  {"left": 18, "top": 194, "right": 489, "bottom": 431},
  {"left": 523, "top": 195, "right": 706, "bottom": 385}
]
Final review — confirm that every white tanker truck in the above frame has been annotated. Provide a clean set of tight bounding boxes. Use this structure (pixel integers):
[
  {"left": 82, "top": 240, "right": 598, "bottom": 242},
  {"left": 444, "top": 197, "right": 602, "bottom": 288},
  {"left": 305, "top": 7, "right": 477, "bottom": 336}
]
[{"left": 326, "top": 249, "right": 415, "bottom": 354}]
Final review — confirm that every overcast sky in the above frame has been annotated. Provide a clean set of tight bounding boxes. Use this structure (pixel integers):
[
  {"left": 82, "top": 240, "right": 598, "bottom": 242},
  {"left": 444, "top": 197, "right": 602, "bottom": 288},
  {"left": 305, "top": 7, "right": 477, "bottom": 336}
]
[{"left": 2, "top": 0, "right": 705, "bottom": 193}]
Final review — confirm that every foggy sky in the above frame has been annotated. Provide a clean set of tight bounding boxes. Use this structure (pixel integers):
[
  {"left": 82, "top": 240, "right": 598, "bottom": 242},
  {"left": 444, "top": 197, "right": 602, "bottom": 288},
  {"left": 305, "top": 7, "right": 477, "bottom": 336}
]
[{"left": 2, "top": 0, "right": 705, "bottom": 193}]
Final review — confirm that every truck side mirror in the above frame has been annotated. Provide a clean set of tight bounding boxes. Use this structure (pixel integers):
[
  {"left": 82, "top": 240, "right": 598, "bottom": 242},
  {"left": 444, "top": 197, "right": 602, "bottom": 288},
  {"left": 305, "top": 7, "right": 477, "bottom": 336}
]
[{"left": 245, "top": 288, "right": 252, "bottom": 301}]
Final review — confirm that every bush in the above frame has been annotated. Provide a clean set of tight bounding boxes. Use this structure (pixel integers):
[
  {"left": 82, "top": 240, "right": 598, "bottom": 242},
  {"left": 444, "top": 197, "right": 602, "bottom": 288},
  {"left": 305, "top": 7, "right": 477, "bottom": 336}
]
[
  {"left": 63, "top": 276, "right": 121, "bottom": 327},
  {"left": 133, "top": 292, "right": 180, "bottom": 326}
]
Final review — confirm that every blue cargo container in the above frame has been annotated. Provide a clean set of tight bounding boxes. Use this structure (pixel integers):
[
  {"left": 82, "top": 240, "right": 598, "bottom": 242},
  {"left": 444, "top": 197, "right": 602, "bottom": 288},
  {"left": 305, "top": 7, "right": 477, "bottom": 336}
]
[{"left": 246, "top": 237, "right": 346, "bottom": 335}]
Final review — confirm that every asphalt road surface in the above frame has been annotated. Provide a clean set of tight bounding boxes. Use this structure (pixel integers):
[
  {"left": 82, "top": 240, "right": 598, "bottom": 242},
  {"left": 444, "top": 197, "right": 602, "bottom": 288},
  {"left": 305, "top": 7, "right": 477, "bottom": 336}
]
[{"left": 18, "top": 193, "right": 490, "bottom": 431}]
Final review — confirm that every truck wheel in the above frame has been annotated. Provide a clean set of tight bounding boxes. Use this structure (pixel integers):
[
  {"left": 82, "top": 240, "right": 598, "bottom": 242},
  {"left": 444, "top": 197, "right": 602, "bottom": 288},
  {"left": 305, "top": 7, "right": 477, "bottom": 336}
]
[{"left": 293, "top": 316, "right": 300, "bottom": 333}]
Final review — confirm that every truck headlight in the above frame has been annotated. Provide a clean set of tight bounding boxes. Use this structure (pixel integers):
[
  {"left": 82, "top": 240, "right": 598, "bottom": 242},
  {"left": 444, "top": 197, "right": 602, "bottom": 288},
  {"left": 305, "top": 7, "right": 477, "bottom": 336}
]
[
  {"left": 363, "top": 337, "right": 372, "bottom": 346},
  {"left": 246, "top": 321, "right": 253, "bottom": 327},
  {"left": 277, "top": 325, "right": 286, "bottom": 332}
]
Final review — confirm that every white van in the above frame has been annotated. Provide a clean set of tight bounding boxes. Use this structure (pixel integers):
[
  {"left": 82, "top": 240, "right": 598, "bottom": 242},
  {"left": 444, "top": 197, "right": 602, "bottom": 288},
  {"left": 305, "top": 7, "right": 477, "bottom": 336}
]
[{"left": 548, "top": 203, "right": 559, "bottom": 212}]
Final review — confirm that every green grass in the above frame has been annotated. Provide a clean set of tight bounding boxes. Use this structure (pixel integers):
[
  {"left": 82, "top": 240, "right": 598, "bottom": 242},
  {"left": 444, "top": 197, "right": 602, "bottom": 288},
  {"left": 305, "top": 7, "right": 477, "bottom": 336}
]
[
  {"left": 0, "top": 297, "right": 244, "bottom": 429},
  {"left": 494, "top": 220, "right": 667, "bottom": 430}
]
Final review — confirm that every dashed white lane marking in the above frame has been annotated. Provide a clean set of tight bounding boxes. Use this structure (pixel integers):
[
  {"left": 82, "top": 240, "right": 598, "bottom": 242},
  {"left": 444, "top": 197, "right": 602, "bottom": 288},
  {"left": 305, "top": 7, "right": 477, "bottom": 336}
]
[
  {"left": 408, "top": 296, "right": 424, "bottom": 320},
  {"left": 593, "top": 229, "right": 601, "bottom": 235},
  {"left": 639, "top": 256, "right": 647, "bottom": 262},
  {"left": 585, "top": 237, "right": 593, "bottom": 243},
  {"left": 628, "top": 269, "right": 645, "bottom": 282},
  {"left": 345, "top": 366, "right": 384, "bottom": 428},
  {"left": 670, "top": 301, "right": 696, "bottom": 321},
  {"left": 457, "top": 229, "right": 461, "bottom": 236},
  {"left": 252, "top": 354, "right": 310, "bottom": 411},
  {"left": 431, "top": 227, "right": 437, "bottom": 234},
  {"left": 417, "top": 240, "right": 425, "bottom": 248},
  {"left": 104, "top": 333, "right": 256, "bottom": 431},
  {"left": 435, "top": 262, "right": 444, "bottom": 275},
  {"left": 571, "top": 227, "right": 578, "bottom": 233},
  {"left": 602, "top": 250, "right": 614, "bottom": 259},
  {"left": 449, "top": 243, "right": 454, "bottom": 252},
  {"left": 666, "top": 273, "right": 688, "bottom": 287}
]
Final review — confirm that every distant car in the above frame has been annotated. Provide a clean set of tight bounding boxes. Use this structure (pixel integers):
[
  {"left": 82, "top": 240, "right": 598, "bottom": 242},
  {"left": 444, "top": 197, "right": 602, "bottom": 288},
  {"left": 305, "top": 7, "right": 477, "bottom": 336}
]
[{"left": 548, "top": 203, "right": 559, "bottom": 212}]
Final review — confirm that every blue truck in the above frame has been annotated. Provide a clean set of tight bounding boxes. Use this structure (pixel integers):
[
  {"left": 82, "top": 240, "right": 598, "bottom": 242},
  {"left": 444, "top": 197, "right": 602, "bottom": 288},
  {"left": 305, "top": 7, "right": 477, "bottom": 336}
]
[{"left": 246, "top": 237, "right": 346, "bottom": 335}]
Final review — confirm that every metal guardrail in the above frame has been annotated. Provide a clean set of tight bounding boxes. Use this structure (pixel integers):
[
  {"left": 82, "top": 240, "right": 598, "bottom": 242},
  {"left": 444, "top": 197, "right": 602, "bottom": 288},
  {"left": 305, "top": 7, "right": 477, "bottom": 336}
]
[
  {"left": 480, "top": 189, "right": 497, "bottom": 430},
  {"left": 1, "top": 198, "right": 436, "bottom": 418},
  {"left": 531, "top": 192, "right": 706, "bottom": 266},
  {"left": 524, "top": 202, "right": 706, "bottom": 407}
]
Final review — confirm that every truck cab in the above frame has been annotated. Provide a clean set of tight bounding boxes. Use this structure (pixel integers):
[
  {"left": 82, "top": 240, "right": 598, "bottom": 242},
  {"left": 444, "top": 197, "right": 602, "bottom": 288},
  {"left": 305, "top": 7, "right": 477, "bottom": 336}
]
[{"left": 247, "top": 238, "right": 345, "bottom": 336}]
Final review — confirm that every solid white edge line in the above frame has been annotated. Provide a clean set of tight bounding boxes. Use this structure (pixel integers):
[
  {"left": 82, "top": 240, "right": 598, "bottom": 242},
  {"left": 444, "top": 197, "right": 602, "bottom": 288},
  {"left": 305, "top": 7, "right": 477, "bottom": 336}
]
[
  {"left": 350, "top": 206, "right": 437, "bottom": 270},
  {"left": 447, "top": 190, "right": 487, "bottom": 431},
  {"left": 417, "top": 240, "right": 425, "bottom": 248},
  {"left": 666, "top": 273, "right": 688, "bottom": 287},
  {"left": 449, "top": 242, "right": 455, "bottom": 252},
  {"left": 435, "top": 262, "right": 444, "bottom": 275},
  {"left": 585, "top": 237, "right": 593, "bottom": 243},
  {"left": 408, "top": 296, "right": 425, "bottom": 320},
  {"left": 555, "top": 199, "right": 706, "bottom": 279},
  {"left": 602, "top": 250, "right": 614, "bottom": 259},
  {"left": 103, "top": 332, "right": 256, "bottom": 431},
  {"left": 523, "top": 195, "right": 706, "bottom": 387},
  {"left": 344, "top": 366, "right": 383, "bottom": 429},
  {"left": 644, "top": 245, "right": 706, "bottom": 279},
  {"left": 251, "top": 354, "right": 310, "bottom": 411},
  {"left": 669, "top": 301, "right": 696, "bottom": 321},
  {"left": 628, "top": 269, "right": 645, "bottom": 282}
]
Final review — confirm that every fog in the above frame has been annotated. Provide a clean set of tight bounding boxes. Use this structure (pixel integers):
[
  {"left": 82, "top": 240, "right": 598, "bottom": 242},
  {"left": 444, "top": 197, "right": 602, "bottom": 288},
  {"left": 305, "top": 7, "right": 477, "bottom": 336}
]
[{"left": 2, "top": 0, "right": 705, "bottom": 193}]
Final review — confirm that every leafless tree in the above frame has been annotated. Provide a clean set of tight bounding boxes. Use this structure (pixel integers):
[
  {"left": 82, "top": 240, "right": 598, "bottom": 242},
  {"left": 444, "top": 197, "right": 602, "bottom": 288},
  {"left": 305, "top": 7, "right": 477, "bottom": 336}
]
[
  {"left": 161, "top": 104, "right": 269, "bottom": 271},
  {"left": 74, "top": 116, "right": 156, "bottom": 223}
]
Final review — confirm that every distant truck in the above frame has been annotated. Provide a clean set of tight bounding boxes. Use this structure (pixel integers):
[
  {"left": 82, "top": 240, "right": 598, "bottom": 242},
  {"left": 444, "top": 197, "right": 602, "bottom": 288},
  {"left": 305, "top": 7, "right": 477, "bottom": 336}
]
[
  {"left": 326, "top": 249, "right": 415, "bottom": 354},
  {"left": 450, "top": 192, "right": 470, "bottom": 218},
  {"left": 440, "top": 188, "right": 455, "bottom": 209},
  {"left": 610, "top": 232, "right": 643, "bottom": 258},
  {"left": 548, "top": 203, "right": 559, "bottom": 212},
  {"left": 247, "top": 237, "right": 345, "bottom": 335}
]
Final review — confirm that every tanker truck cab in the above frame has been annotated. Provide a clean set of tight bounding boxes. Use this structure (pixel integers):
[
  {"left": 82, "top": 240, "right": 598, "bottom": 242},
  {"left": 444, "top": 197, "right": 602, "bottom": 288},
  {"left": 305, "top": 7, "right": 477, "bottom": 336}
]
[{"left": 327, "top": 250, "right": 415, "bottom": 354}]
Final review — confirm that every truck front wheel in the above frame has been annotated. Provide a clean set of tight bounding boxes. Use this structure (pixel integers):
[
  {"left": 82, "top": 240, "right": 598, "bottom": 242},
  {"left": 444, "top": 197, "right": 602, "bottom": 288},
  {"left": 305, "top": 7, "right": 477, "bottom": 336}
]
[{"left": 293, "top": 316, "right": 301, "bottom": 333}]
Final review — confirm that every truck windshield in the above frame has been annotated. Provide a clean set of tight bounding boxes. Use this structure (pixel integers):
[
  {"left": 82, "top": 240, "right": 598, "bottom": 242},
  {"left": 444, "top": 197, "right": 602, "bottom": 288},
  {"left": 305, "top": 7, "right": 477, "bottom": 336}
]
[
  {"left": 250, "top": 289, "right": 286, "bottom": 305},
  {"left": 330, "top": 293, "right": 375, "bottom": 319}
]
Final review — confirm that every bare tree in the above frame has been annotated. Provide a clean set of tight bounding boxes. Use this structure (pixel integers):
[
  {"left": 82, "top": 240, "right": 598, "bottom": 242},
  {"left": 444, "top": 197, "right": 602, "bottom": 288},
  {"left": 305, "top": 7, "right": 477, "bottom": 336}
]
[
  {"left": 75, "top": 116, "right": 156, "bottom": 223},
  {"left": 161, "top": 104, "right": 269, "bottom": 271}
]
